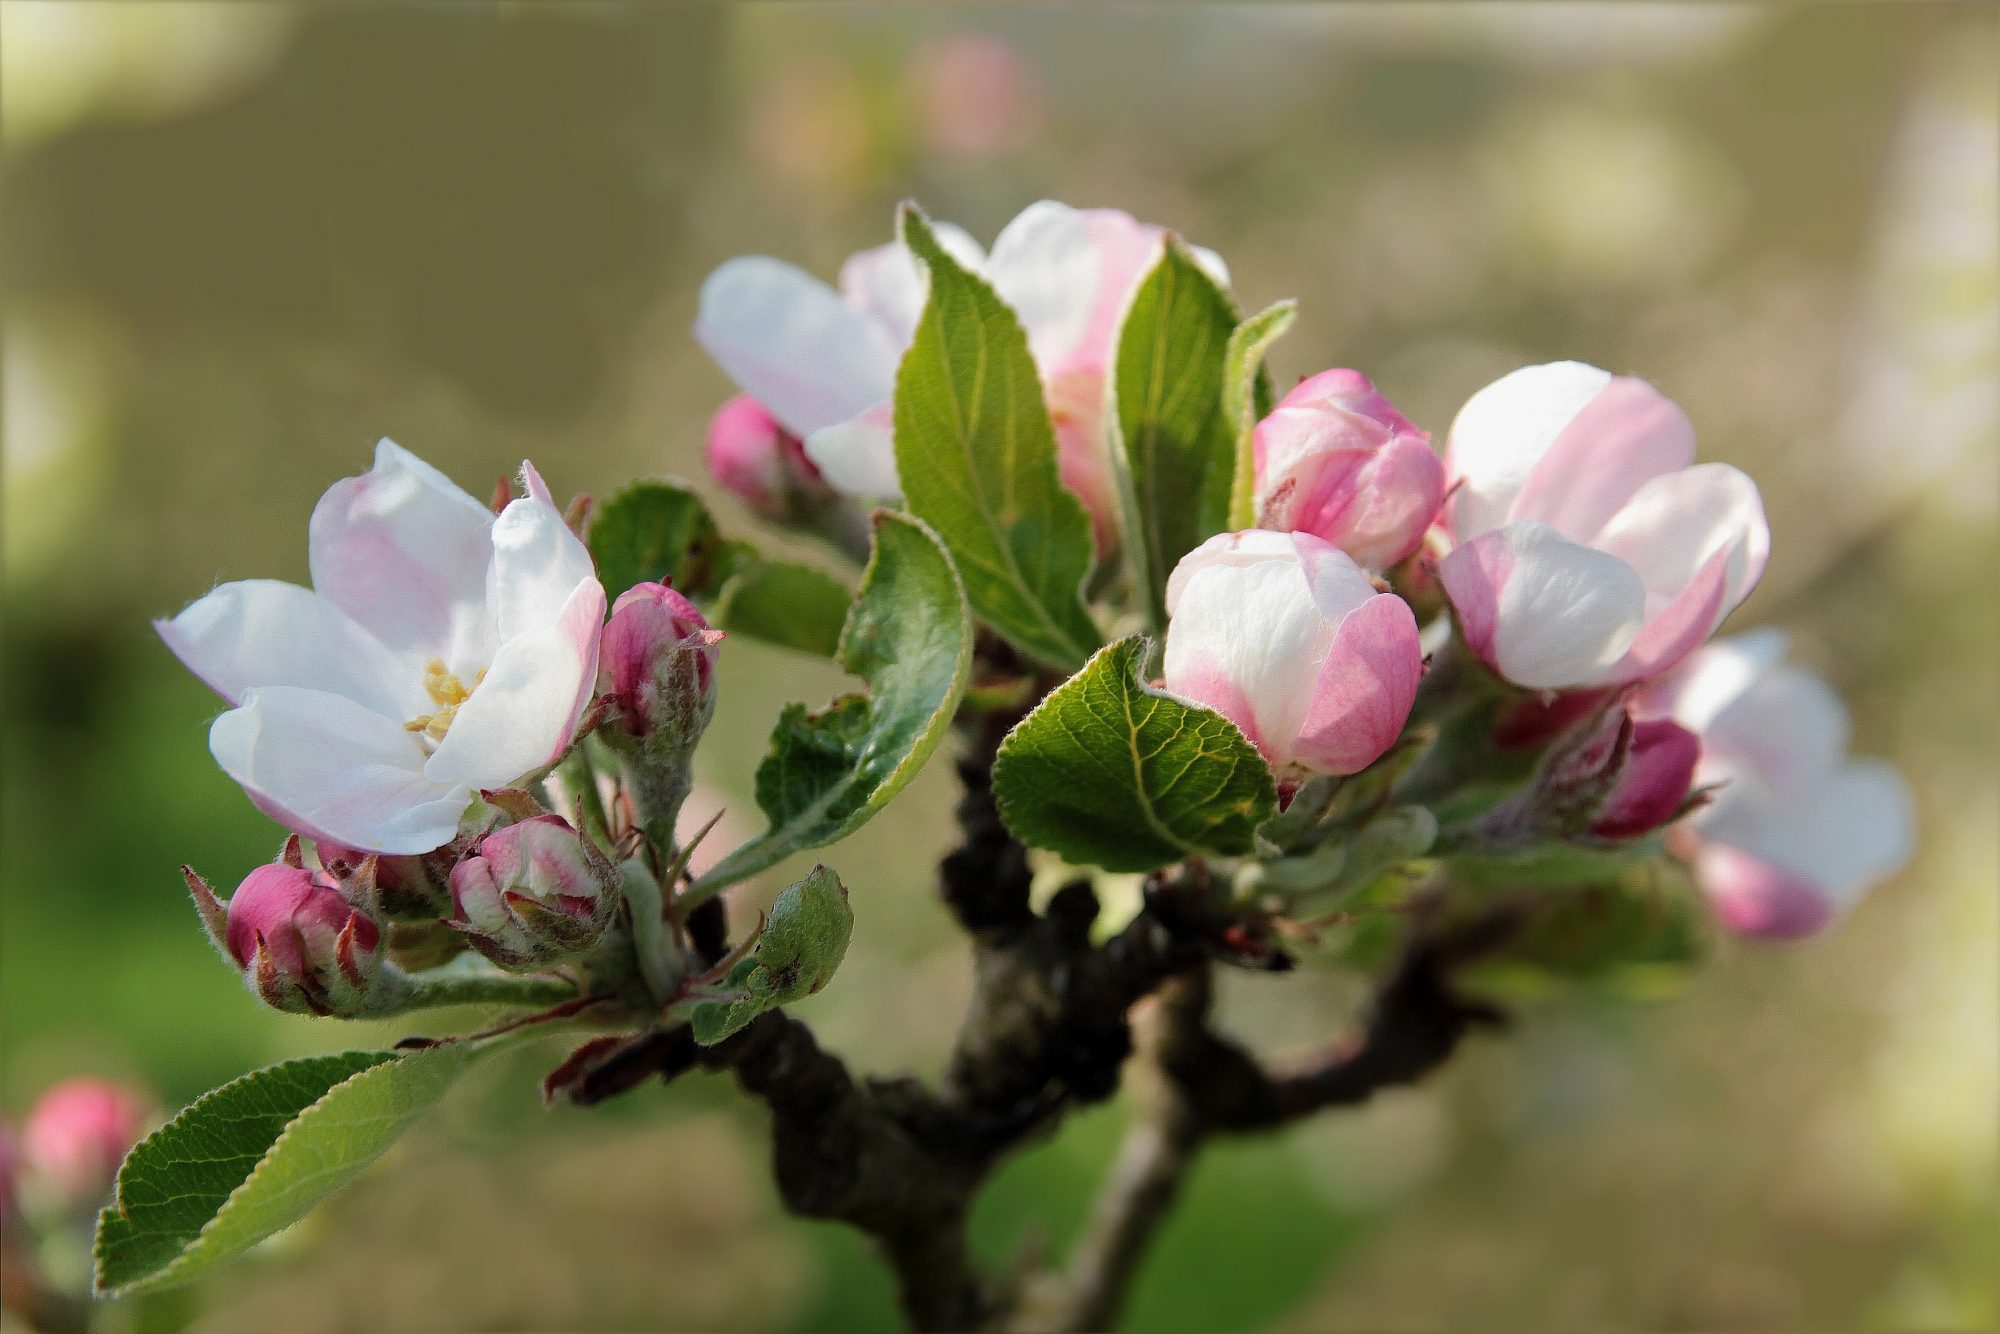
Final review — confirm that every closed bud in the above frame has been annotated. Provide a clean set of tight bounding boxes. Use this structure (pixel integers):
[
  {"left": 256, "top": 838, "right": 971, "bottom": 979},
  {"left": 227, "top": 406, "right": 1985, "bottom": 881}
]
[
  {"left": 21, "top": 1078, "right": 150, "bottom": 1210},
  {"left": 707, "top": 394, "right": 835, "bottom": 525},
  {"left": 1163, "top": 530, "right": 1423, "bottom": 782},
  {"left": 445, "top": 815, "right": 618, "bottom": 968},
  {"left": 1255, "top": 369, "right": 1446, "bottom": 570},
  {"left": 213, "top": 863, "right": 387, "bottom": 1016},
  {"left": 1589, "top": 716, "right": 1700, "bottom": 840},
  {"left": 601, "top": 583, "right": 722, "bottom": 743}
]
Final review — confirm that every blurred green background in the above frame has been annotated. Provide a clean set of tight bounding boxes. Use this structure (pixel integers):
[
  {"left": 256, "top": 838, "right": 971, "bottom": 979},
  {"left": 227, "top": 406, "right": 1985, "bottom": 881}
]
[{"left": 2, "top": 4, "right": 1994, "bottom": 1330}]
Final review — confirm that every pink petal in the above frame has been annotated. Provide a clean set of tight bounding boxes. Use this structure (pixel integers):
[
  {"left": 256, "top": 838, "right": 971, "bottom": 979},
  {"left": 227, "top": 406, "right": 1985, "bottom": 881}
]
[
  {"left": 1696, "top": 842, "right": 1837, "bottom": 940},
  {"left": 1510, "top": 375, "right": 1696, "bottom": 544},
  {"left": 1293, "top": 593, "right": 1423, "bottom": 775}
]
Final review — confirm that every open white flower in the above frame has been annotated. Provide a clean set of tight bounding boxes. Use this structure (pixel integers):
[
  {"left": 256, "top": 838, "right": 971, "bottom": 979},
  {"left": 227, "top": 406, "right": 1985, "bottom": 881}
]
[
  {"left": 694, "top": 199, "right": 1228, "bottom": 546},
  {"left": 158, "top": 441, "right": 604, "bottom": 855}
]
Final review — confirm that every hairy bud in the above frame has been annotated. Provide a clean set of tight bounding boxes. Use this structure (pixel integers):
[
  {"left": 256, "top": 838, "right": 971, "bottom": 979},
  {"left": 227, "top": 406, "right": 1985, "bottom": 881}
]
[
  {"left": 445, "top": 815, "right": 618, "bottom": 969},
  {"left": 194, "top": 863, "right": 388, "bottom": 1016}
]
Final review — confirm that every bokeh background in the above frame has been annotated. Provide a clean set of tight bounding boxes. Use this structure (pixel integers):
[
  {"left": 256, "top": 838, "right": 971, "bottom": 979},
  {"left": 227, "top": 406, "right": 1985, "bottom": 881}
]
[{"left": 3, "top": 3, "right": 1995, "bottom": 1330}]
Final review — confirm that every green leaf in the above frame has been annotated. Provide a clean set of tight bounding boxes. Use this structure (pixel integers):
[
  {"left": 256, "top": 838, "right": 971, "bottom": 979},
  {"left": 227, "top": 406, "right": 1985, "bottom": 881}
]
[
  {"left": 1111, "top": 239, "right": 1244, "bottom": 629},
  {"left": 712, "top": 559, "right": 852, "bottom": 658},
  {"left": 992, "top": 636, "right": 1278, "bottom": 873},
  {"left": 95, "top": 1043, "right": 489, "bottom": 1295},
  {"left": 691, "top": 510, "right": 973, "bottom": 892},
  {"left": 1223, "top": 300, "right": 1298, "bottom": 530},
  {"left": 691, "top": 865, "right": 854, "bottom": 1044},
  {"left": 590, "top": 479, "right": 848, "bottom": 658},
  {"left": 892, "top": 203, "right": 1100, "bottom": 672},
  {"left": 587, "top": 480, "right": 743, "bottom": 601}
]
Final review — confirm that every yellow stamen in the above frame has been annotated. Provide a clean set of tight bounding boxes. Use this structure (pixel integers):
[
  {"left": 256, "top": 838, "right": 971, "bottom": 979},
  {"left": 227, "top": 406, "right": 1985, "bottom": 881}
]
[{"left": 405, "top": 659, "right": 487, "bottom": 743}]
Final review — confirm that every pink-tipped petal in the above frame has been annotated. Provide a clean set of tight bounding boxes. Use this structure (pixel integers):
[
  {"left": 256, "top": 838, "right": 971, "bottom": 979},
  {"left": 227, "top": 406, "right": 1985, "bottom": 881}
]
[
  {"left": 1445, "top": 360, "right": 1612, "bottom": 539},
  {"left": 1510, "top": 375, "right": 1697, "bottom": 543},
  {"left": 1697, "top": 843, "right": 1837, "bottom": 940},
  {"left": 1293, "top": 593, "right": 1423, "bottom": 775},
  {"left": 1438, "top": 521, "right": 1646, "bottom": 689}
]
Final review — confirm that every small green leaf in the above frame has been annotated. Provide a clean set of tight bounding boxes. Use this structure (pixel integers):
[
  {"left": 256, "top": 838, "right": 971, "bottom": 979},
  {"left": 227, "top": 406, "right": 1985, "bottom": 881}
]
[
  {"left": 691, "top": 865, "right": 854, "bottom": 1044},
  {"left": 712, "top": 559, "right": 852, "bottom": 658},
  {"left": 95, "top": 1043, "right": 491, "bottom": 1295},
  {"left": 587, "top": 480, "right": 748, "bottom": 601},
  {"left": 893, "top": 203, "right": 1101, "bottom": 672},
  {"left": 691, "top": 511, "right": 973, "bottom": 893},
  {"left": 1223, "top": 300, "right": 1298, "bottom": 530},
  {"left": 1111, "top": 239, "right": 1244, "bottom": 629},
  {"left": 992, "top": 636, "right": 1278, "bottom": 873}
]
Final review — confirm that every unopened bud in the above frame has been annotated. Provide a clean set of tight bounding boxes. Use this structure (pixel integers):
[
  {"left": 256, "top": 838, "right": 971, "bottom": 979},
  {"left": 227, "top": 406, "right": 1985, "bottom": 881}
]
[
  {"left": 1588, "top": 717, "right": 1700, "bottom": 840},
  {"left": 21, "top": 1078, "right": 150, "bottom": 1210},
  {"left": 601, "top": 582, "right": 722, "bottom": 743},
  {"left": 707, "top": 394, "right": 835, "bottom": 524},
  {"left": 200, "top": 863, "right": 387, "bottom": 1016},
  {"left": 445, "top": 815, "right": 618, "bottom": 968}
]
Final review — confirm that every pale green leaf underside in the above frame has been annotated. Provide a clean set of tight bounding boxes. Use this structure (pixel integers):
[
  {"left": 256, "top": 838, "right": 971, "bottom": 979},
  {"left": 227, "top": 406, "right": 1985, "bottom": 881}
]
[
  {"left": 1223, "top": 300, "right": 1298, "bottom": 531},
  {"left": 1112, "top": 239, "right": 1243, "bottom": 630},
  {"left": 692, "top": 865, "right": 854, "bottom": 1044},
  {"left": 893, "top": 203, "right": 1100, "bottom": 672},
  {"left": 693, "top": 511, "right": 972, "bottom": 891},
  {"left": 992, "top": 636, "right": 1278, "bottom": 873},
  {"left": 95, "top": 1043, "right": 488, "bottom": 1296}
]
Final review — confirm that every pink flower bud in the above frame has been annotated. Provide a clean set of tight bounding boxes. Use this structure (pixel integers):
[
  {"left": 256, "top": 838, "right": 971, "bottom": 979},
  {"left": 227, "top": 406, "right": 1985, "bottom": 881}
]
[
  {"left": 222, "top": 863, "right": 383, "bottom": 1014},
  {"left": 21, "top": 1079, "right": 149, "bottom": 1208},
  {"left": 1163, "top": 531, "right": 1423, "bottom": 780},
  {"left": 447, "top": 815, "right": 618, "bottom": 968},
  {"left": 1590, "top": 716, "right": 1700, "bottom": 840},
  {"left": 600, "top": 582, "right": 723, "bottom": 742},
  {"left": 1255, "top": 370, "right": 1446, "bottom": 570},
  {"left": 706, "top": 394, "right": 834, "bottom": 524}
]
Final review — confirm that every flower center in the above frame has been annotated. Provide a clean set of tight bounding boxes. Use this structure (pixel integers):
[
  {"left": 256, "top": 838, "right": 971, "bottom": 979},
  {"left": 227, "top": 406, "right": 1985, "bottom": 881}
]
[{"left": 404, "top": 658, "right": 486, "bottom": 744}]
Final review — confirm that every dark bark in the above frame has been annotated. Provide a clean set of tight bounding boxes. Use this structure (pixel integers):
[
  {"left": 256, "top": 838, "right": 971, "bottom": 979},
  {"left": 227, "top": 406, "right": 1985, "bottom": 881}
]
[{"left": 636, "top": 720, "right": 1516, "bottom": 1332}]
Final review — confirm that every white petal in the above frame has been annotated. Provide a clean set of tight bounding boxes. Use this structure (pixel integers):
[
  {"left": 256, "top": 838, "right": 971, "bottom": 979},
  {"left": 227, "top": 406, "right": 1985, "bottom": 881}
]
[
  {"left": 1594, "top": 463, "right": 1769, "bottom": 609},
  {"left": 1641, "top": 628, "right": 1791, "bottom": 732},
  {"left": 1703, "top": 660, "right": 1851, "bottom": 796},
  {"left": 426, "top": 580, "right": 605, "bottom": 790},
  {"left": 210, "top": 685, "right": 469, "bottom": 854},
  {"left": 1709, "top": 760, "right": 1913, "bottom": 909},
  {"left": 694, "top": 256, "right": 902, "bottom": 439},
  {"left": 488, "top": 476, "right": 600, "bottom": 642},
  {"left": 1440, "top": 520, "right": 1646, "bottom": 689},
  {"left": 1293, "top": 534, "right": 1385, "bottom": 624},
  {"left": 1164, "top": 541, "right": 1334, "bottom": 758},
  {"left": 308, "top": 439, "right": 495, "bottom": 661},
  {"left": 1165, "top": 530, "right": 1299, "bottom": 614},
  {"left": 839, "top": 223, "right": 984, "bottom": 347},
  {"left": 1445, "top": 361, "right": 1611, "bottom": 538},
  {"left": 803, "top": 403, "right": 901, "bottom": 498},
  {"left": 157, "top": 579, "right": 416, "bottom": 716},
  {"left": 984, "top": 200, "right": 1107, "bottom": 369},
  {"left": 1507, "top": 375, "right": 1696, "bottom": 544}
]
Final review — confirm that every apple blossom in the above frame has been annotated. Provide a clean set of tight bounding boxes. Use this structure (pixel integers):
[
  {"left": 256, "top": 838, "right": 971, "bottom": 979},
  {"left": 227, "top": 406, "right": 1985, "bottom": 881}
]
[
  {"left": 21, "top": 1079, "right": 149, "bottom": 1208},
  {"left": 157, "top": 440, "right": 605, "bottom": 855},
  {"left": 1254, "top": 369, "right": 1446, "bottom": 570},
  {"left": 1436, "top": 361, "right": 1769, "bottom": 689},
  {"left": 693, "top": 199, "right": 1228, "bottom": 546},
  {"left": 215, "top": 862, "right": 386, "bottom": 1014},
  {"left": 446, "top": 814, "right": 619, "bottom": 968},
  {"left": 1163, "top": 530, "right": 1423, "bottom": 780},
  {"left": 1636, "top": 630, "right": 1914, "bottom": 938}
]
